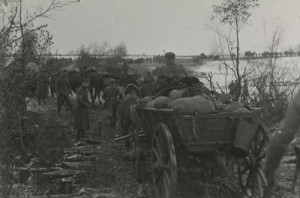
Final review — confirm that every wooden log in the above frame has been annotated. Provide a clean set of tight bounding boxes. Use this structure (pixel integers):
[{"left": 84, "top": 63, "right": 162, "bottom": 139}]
[
  {"left": 282, "top": 156, "right": 297, "bottom": 164},
  {"left": 31, "top": 193, "right": 117, "bottom": 198},
  {"left": 42, "top": 168, "right": 86, "bottom": 178},
  {"left": 85, "top": 138, "right": 102, "bottom": 145},
  {"left": 31, "top": 194, "right": 85, "bottom": 198},
  {"left": 64, "top": 146, "right": 100, "bottom": 156},
  {"left": 65, "top": 145, "right": 97, "bottom": 152},
  {"left": 52, "top": 176, "right": 77, "bottom": 182},
  {"left": 13, "top": 167, "right": 53, "bottom": 172},
  {"left": 77, "top": 187, "right": 117, "bottom": 198},
  {"left": 62, "top": 161, "right": 93, "bottom": 169},
  {"left": 65, "top": 154, "right": 97, "bottom": 162},
  {"left": 114, "top": 133, "right": 133, "bottom": 142},
  {"left": 79, "top": 187, "right": 112, "bottom": 194},
  {"left": 82, "top": 193, "right": 117, "bottom": 198}
]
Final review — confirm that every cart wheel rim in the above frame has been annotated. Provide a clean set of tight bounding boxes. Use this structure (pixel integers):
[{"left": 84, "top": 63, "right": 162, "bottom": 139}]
[
  {"left": 236, "top": 124, "right": 270, "bottom": 198},
  {"left": 151, "top": 123, "right": 177, "bottom": 198}
]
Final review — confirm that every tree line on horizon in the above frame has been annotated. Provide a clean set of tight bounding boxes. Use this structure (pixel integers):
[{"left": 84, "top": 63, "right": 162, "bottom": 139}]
[{"left": 192, "top": 49, "right": 300, "bottom": 62}]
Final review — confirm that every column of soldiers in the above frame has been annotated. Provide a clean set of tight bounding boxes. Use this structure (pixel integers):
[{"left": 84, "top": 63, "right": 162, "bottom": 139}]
[
  {"left": 32, "top": 52, "right": 299, "bottom": 197},
  {"left": 50, "top": 52, "right": 187, "bottom": 143},
  {"left": 54, "top": 69, "right": 91, "bottom": 141},
  {"left": 35, "top": 68, "right": 89, "bottom": 141}
]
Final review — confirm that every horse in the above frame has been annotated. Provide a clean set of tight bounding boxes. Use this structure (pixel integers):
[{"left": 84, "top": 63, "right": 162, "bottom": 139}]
[
  {"left": 82, "top": 69, "right": 102, "bottom": 107},
  {"left": 68, "top": 70, "right": 82, "bottom": 94},
  {"left": 116, "top": 84, "right": 140, "bottom": 151}
]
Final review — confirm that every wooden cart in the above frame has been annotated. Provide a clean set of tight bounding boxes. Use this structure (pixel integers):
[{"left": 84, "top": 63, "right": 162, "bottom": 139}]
[{"left": 123, "top": 106, "right": 270, "bottom": 198}]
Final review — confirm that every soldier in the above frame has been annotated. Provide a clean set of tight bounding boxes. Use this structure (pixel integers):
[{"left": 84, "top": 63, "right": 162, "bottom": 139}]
[
  {"left": 154, "top": 52, "right": 187, "bottom": 94},
  {"left": 241, "top": 79, "right": 249, "bottom": 103},
  {"left": 233, "top": 80, "right": 242, "bottom": 102},
  {"left": 228, "top": 80, "right": 241, "bottom": 102},
  {"left": 102, "top": 79, "right": 122, "bottom": 128},
  {"left": 36, "top": 70, "right": 48, "bottom": 105},
  {"left": 264, "top": 89, "right": 300, "bottom": 198},
  {"left": 228, "top": 80, "right": 235, "bottom": 97},
  {"left": 74, "top": 78, "right": 90, "bottom": 141},
  {"left": 139, "top": 72, "right": 154, "bottom": 97},
  {"left": 117, "top": 84, "right": 139, "bottom": 152},
  {"left": 144, "top": 71, "right": 154, "bottom": 83},
  {"left": 55, "top": 70, "right": 74, "bottom": 116},
  {"left": 49, "top": 72, "right": 58, "bottom": 98}
]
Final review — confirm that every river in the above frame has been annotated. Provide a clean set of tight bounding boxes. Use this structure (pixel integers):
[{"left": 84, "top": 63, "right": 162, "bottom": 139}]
[{"left": 188, "top": 56, "right": 300, "bottom": 91}]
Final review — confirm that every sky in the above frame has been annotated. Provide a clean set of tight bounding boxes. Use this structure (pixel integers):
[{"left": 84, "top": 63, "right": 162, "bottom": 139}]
[{"left": 24, "top": 0, "right": 300, "bottom": 55}]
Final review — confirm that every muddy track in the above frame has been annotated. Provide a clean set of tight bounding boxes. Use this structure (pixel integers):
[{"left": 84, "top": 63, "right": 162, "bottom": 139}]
[{"left": 11, "top": 97, "right": 300, "bottom": 198}]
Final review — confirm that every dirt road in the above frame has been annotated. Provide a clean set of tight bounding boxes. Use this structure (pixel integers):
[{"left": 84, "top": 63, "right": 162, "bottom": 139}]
[{"left": 15, "top": 96, "right": 299, "bottom": 198}]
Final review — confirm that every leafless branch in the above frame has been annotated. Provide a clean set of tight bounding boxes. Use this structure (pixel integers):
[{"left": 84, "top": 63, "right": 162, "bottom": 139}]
[
  {"left": 21, "top": 0, "right": 74, "bottom": 27},
  {"left": 216, "top": 82, "right": 225, "bottom": 93},
  {"left": 0, "top": 24, "right": 47, "bottom": 50},
  {"left": 0, "top": 6, "right": 17, "bottom": 37}
]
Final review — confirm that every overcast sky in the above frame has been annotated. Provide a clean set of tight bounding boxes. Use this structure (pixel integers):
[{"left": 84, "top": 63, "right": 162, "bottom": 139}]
[{"left": 25, "top": 0, "right": 300, "bottom": 55}]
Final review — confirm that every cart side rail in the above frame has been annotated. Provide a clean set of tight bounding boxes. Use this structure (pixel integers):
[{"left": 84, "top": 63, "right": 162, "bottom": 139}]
[{"left": 135, "top": 106, "right": 263, "bottom": 153}]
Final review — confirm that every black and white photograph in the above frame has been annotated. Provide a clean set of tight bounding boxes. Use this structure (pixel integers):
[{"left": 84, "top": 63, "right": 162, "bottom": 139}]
[{"left": 0, "top": 0, "right": 300, "bottom": 197}]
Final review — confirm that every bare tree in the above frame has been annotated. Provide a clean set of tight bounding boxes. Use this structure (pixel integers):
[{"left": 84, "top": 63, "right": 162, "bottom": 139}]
[
  {"left": 113, "top": 41, "right": 128, "bottom": 57},
  {"left": 0, "top": 0, "right": 75, "bottom": 52},
  {"left": 210, "top": 0, "right": 259, "bottom": 101},
  {"left": 0, "top": 1, "right": 75, "bottom": 196},
  {"left": 247, "top": 21, "right": 300, "bottom": 124}
]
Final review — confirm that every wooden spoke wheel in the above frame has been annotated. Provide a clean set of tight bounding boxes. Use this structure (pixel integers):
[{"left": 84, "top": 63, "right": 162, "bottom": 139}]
[
  {"left": 151, "top": 123, "right": 177, "bottom": 198},
  {"left": 237, "top": 124, "right": 270, "bottom": 198}
]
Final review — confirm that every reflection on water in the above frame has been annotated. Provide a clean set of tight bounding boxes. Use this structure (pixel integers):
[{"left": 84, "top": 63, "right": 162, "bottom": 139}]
[{"left": 189, "top": 57, "right": 300, "bottom": 91}]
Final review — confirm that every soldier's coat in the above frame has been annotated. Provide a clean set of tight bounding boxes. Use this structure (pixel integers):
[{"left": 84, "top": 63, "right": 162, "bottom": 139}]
[
  {"left": 102, "top": 84, "right": 122, "bottom": 117},
  {"left": 74, "top": 86, "right": 90, "bottom": 130}
]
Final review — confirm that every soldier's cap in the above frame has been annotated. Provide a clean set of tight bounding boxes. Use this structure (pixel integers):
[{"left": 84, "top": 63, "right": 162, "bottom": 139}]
[{"left": 165, "top": 52, "right": 175, "bottom": 59}]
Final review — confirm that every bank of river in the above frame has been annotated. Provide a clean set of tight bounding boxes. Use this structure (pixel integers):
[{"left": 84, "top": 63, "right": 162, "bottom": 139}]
[{"left": 187, "top": 57, "right": 300, "bottom": 91}]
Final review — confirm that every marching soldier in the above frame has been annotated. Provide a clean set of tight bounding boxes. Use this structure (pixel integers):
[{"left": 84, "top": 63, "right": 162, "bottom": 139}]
[
  {"left": 55, "top": 70, "right": 73, "bottom": 116},
  {"left": 102, "top": 79, "right": 122, "bottom": 128},
  {"left": 139, "top": 72, "right": 154, "bottom": 97},
  {"left": 154, "top": 52, "right": 187, "bottom": 95},
  {"left": 36, "top": 70, "right": 48, "bottom": 105},
  {"left": 74, "top": 78, "right": 90, "bottom": 141}
]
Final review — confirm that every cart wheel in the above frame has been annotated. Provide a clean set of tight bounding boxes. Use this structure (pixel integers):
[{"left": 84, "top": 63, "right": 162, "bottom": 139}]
[
  {"left": 133, "top": 128, "right": 142, "bottom": 182},
  {"left": 151, "top": 123, "right": 177, "bottom": 198},
  {"left": 237, "top": 124, "right": 270, "bottom": 198}
]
